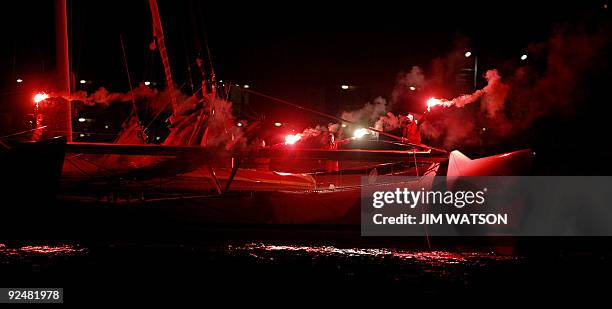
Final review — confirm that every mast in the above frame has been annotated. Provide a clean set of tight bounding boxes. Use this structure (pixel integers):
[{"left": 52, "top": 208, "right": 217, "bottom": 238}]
[
  {"left": 55, "top": 0, "right": 72, "bottom": 141},
  {"left": 149, "top": 0, "right": 178, "bottom": 121}
]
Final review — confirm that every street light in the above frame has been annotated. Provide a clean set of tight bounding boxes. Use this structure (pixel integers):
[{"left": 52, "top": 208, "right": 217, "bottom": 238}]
[
  {"left": 341, "top": 85, "right": 349, "bottom": 90},
  {"left": 520, "top": 54, "right": 528, "bottom": 61},
  {"left": 79, "top": 79, "right": 87, "bottom": 84},
  {"left": 16, "top": 78, "right": 23, "bottom": 83},
  {"left": 243, "top": 84, "right": 250, "bottom": 89},
  {"left": 78, "top": 117, "right": 86, "bottom": 123},
  {"left": 409, "top": 86, "right": 416, "bottom": 91},
  {"left": 144, "top": 81, "right": 151, "bottom": 86},
  {"left": 464, "top": 51, "right": 472, "bottom": 58}
]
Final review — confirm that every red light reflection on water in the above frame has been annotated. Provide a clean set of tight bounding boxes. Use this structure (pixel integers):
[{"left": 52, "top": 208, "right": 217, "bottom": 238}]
[
  {"left": 228, "top": 243, "right": 522, "bottom": 267},
  {"left": 19, "top": 245, "right": 86, "bottom": 255},
  {"left": 0, "top": 243, "right": 87, "bottom": 258}
]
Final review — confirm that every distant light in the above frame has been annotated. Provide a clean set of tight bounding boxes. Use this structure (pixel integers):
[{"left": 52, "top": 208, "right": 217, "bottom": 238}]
[
  {"left": 33, "top": 93, "right": 50, "bottom": 104},
  {"left": 274, "top": 122, "right": 282, "bottom": 127},
  {"left": 482, "top": 127, "right": 487, "bottom": 131},
  {"left": 144, "top": 81, "right": 151, "bottom": 86},
  {"left": 464, "top": 51, "right": 472, "bottom": 58},
  {"left": 235, "top": 84, "right": 240, "bottom": 87},
  {"left": 341, "top": 124, "right": 347, "bottom": 128},
  {"left": 78, "top": 117, "right": 86, "bottom": 123},
  {"left": 219, "top": 80, "right": 223, "bottom": 83},
  {"left": 284, "top": 134, "right": 302, "bottom": 145},
  {"left": 236, "top": 122, "right": 243, "bottom": 127},
  {"left": 16, "top": 78, "right": 23, "bottom": 83},
  {"left": 604, "top": 4, "right": 608, "bottom": 9},
  {"left": 353, "top": 128, "right": 369, "bottom": 139},
  {"left": 409, "top": 86, "right": 416, "bottom": 91},
  {"left": 79, "top": 79, "right": 87, "bottom": 84},
  {"left": 155, "top": 136, "right": 161, "bottom": 141},
  {"left": 520, "top": 54, "right": 528, "bottom": 61},
  {"left": 79, "top": 134, "right": 85, "bottom": 138},
  {"left": 104, "top": 125, "right": 109, "bottom": 129},
  {"left": 341, "top": 85, "right": 349, "bottom": 90},
  {"left": 243, "top": 84, "right": 250, "bottom": 89}
]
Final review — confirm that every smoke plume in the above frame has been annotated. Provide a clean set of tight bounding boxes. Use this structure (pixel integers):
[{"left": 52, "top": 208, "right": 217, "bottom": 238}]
[
  {"left": 339, "top": 96, "right": 388, "bottom": 124},
  {"left": 392, "top": 66, "right": 426, "bottom": 103}
]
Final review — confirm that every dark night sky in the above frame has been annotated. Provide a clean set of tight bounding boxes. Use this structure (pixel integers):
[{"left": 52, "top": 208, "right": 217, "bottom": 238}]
[{"left": 1, "top": 1, "right": 603, "bottom": 91}]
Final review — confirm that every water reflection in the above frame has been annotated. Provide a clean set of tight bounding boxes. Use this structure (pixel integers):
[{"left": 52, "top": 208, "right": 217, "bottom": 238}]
[
  {"left": 0, "top": 243, "right": 87, "bottom": 261},
  {"left": 226, "top": 243, "right": 524, "bottom": 280},
  {"left": 229, "top": 243, "right": 521, "bottom": 262}
]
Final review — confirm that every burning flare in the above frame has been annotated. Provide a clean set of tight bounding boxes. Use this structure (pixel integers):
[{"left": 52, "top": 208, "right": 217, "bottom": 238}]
[
  {"left": 353, "top": 128, "right": 370, "bottom": 139},
  {"left": 426, "top": 97, "right": 451, "bottom": 112},
  {"left": 284, "top": 134, "right": 302, "bottom": 145},
  {"left": 33, "top": 93, "right": 50, "bottom": 104}
]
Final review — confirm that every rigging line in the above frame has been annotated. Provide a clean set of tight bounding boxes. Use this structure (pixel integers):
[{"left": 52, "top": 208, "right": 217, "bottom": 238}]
[
  {"left": 185, "top": 54, "right": 195, "bottom": 94},
  {"left": 142, "top": 81, "right": 191, "bottom": 132},
  {"left": 195, "top": 2, "right": 216, "bottom": 92},
  {"left": 119, "top": 35, "right": 139, "bottom": 118},
  {"left": 0, "top": 126, "right": 47, "bottom": 140},
  {"left": 202, "top": 30, "right": 215, "bottom": 81},
  {"left": 179, "top": 16, "right": 195, "bottom": 94},
  {"left": 120, "top": 34, "right": 145, "bottom": 144},
  {"left": 242, "top": 88, "right": 446, "bottom": 153}
]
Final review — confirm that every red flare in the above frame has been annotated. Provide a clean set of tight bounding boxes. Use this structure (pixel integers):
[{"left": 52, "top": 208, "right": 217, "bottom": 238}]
[
  {"left": 284, "top": 134, "right": 302, "bottom": 145},
  {"left": 426, "top": 97, "right": 451, "bottom": 112},
  {"left": 33, "top": 93, "right": 50, "bottom": 104}
]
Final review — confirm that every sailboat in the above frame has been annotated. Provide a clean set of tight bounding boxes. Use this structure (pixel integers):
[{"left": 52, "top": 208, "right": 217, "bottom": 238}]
[{"left": 1, "top": 0, "right": 533, "bottom": 235}]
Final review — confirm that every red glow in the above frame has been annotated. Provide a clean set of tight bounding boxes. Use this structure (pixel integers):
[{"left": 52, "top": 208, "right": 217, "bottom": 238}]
[
  {"left": 33, "top": 93, "right": 50, "bottom": 104},
  {"left": 426, "top": 97, "right": 450, "bottom": 112},
  {"left": 284, "top": 134, "right": 302, "bottom": 145}
]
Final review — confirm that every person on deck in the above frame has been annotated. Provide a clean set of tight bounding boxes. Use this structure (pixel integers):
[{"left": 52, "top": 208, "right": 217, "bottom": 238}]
[
  {"left": 402, "top": 114, "right": 421, "bottom": 144},
  {"left": 325, "top": 131, "right": 340, "bottom": 172}
]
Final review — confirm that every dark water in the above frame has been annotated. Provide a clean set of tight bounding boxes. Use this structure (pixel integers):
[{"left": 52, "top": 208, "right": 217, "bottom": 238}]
[{"left": 1, "top": 239, "right": 610, "bottom": 301}]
